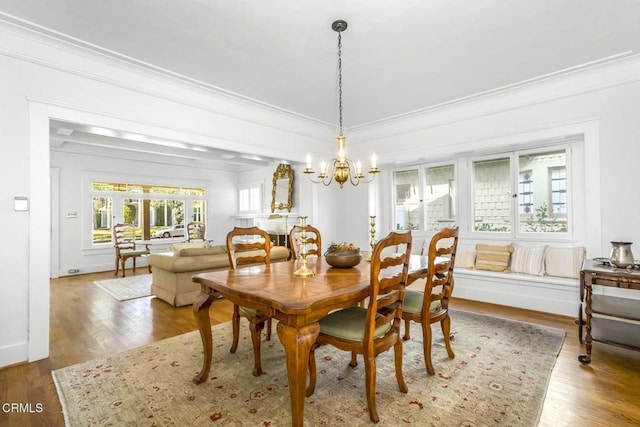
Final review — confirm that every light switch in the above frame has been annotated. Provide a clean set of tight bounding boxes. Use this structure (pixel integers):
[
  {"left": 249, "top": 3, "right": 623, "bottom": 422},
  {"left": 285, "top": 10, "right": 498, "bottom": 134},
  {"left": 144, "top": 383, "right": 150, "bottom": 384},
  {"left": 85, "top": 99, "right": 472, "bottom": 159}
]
[{"left": 14, "top": 196, "right": 28, "bottom": 211}]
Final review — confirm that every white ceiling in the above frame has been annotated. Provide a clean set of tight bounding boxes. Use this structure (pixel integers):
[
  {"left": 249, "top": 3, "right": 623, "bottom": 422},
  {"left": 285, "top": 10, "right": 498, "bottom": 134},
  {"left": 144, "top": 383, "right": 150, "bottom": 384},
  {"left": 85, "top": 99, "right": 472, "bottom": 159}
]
[{"left": 2, "top": 0, "right": 639, "bottom": 167}]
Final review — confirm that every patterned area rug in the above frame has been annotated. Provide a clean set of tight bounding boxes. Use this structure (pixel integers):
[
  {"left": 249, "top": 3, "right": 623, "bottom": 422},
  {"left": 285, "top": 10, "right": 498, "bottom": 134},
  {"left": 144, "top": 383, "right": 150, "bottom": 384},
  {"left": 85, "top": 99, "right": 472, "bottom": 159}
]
[
  {"left": 52, "top": 310, "right": 564, "bottom": 426},
  {"left": 93, "top": 274, "right": 152, "bottom": 301}
]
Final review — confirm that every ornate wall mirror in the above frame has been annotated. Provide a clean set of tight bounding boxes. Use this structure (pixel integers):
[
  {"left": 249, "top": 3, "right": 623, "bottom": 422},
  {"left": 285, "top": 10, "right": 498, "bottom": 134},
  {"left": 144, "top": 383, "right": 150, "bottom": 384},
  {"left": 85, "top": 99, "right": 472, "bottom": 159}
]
[{"left": 271, "top": 163, "right": 293, "bottom": 212}]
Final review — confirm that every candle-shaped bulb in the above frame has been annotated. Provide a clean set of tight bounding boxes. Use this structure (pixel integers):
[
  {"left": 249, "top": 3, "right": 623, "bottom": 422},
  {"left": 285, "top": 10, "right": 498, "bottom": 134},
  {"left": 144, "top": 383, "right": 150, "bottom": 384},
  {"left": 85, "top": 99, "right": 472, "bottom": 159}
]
[
  {"left": 306, "top": 153, "right": 312, "bottom": 168},
  {"left": 356, "top": 161, "right": 362, "bottom": 174},
  {"left": 336, "top": 136, "right": 346, "bottom": 162},
  {"left": 320, "top": 161, "right": 327, "bottom": 174},
  {"left": 371, "top": 153, "right": 377, "bottom": 169}
]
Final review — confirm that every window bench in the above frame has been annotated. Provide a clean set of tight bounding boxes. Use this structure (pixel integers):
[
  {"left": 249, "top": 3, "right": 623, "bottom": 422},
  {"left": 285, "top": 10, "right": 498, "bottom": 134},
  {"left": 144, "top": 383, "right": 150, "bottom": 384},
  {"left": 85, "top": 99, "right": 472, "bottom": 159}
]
[{"left": 452, "top": 267, "right": 580, "bottom": 317}]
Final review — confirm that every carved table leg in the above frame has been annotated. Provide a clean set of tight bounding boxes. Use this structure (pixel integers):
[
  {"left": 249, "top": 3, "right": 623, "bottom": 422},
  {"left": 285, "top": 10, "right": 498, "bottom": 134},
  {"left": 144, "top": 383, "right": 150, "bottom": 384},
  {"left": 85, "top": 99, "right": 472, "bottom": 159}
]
[
  {"left": 277, "top": 322, "right": 320, "bottom": 427},
  {"left": 193, "top": 290, "right": 217, "bottom": 384}
]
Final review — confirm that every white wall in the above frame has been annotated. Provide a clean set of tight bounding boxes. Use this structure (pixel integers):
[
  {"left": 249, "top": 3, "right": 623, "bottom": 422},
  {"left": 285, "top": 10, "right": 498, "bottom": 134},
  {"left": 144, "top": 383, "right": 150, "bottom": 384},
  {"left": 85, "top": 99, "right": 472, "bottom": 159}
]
[{"left": 0, "top": 20, "right": 333, "bottom": 367}]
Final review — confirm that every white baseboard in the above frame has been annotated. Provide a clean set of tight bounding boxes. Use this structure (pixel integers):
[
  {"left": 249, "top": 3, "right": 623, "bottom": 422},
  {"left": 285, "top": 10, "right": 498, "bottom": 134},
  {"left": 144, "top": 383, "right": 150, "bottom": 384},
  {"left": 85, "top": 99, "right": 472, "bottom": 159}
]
[
  {"left": 57, "top": 260, "right": 150, "bottom": 277},
  {"left": 0, "top": 341, "right": 28, "bottom": 368}
]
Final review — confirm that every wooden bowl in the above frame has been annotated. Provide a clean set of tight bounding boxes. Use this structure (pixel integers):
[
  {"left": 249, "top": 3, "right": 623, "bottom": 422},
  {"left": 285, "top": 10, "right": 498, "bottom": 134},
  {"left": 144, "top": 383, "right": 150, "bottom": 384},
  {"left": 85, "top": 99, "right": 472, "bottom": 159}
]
[{"left": 324, "top": 250, "right": 362, "bottom": 268}]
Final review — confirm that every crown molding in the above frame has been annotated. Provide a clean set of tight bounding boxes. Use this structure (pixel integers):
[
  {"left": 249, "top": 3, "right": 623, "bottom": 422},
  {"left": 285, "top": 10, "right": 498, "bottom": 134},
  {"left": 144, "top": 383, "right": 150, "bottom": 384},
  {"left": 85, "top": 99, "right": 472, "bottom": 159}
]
[
  {"left": 0, "top": 14, "right": 334, "bottom": 135},
  {"left": 349, "top": 52, "right": 640, "bottom": 145}
]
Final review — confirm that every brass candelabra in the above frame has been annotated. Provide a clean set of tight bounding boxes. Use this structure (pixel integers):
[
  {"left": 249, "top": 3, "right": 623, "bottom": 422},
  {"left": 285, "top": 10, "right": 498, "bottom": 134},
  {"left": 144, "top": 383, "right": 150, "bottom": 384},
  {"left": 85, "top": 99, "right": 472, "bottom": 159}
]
[
  {"left": 294, "top": 216, "right": 315, "bottom": 277},
  {"left": 366, "top": 215, "right": 376, "bottom": 262}
]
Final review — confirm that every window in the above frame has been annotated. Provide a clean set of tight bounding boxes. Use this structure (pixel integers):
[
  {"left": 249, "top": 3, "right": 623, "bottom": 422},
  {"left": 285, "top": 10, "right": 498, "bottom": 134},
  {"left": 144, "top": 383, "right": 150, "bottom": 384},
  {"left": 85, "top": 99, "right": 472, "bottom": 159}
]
[
  {"left": 391, "top": 139, "right": 575, "bottom": 240},
  {"left": 518, "top": 170, "right": 533, "bottom": 215},
  {"left": 393, "top": 170, "right": 420, "bottom": 230},
  {"left": 91, "top": 181, "right": 206, "bottom": 244},
  {"left": 424, "top": 164, "right": 456, "bottom": 231},
  {"left": 192, "top": 200, "right": 205, "bottom": 222},
  {"left": 238, "top": 182, "right": 263, "bottom": 213},
  {"left": 550, "top": 167, "right": 567, "bottom": 215},
  {"left": 393, "top": 163, "right": 457, "bottom": 232},
  {"left": 471, "top": 148, "right": 568, "bottom": 235},
  {"left": 472, "top": 157, "right": 511, "bottom": 232},
  {"left": 92, "top": 197, "right": 112, "bottom": 243}
]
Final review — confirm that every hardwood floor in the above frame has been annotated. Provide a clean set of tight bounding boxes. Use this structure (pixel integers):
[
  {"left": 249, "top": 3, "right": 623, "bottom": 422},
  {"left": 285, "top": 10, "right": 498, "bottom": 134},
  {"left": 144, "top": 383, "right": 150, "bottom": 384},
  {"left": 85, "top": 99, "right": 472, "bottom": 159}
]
[{"left": 1, "top": 270, "right": 639, "bottom": 426}]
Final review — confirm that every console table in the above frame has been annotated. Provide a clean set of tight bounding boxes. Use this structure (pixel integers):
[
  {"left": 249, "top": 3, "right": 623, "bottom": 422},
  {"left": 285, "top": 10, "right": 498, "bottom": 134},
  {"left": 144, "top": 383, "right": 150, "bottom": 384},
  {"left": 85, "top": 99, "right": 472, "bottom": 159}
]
[{"left": 578, "top": 259, "right": 640, "bottom": 364}]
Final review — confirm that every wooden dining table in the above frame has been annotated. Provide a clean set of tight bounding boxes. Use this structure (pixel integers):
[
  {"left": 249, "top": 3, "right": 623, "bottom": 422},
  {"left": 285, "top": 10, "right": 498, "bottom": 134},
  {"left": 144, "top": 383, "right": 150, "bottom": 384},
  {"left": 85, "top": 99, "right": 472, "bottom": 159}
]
[{"left": 191, "top": 253, "right": 432, "bottom": 427}]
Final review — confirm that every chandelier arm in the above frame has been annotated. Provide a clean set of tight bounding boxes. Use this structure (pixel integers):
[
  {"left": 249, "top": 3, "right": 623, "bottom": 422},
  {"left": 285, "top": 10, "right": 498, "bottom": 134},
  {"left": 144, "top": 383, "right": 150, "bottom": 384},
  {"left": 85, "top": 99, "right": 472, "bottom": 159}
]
[{"left": 344, "top": 159, "right": 361, "bottom": 186}]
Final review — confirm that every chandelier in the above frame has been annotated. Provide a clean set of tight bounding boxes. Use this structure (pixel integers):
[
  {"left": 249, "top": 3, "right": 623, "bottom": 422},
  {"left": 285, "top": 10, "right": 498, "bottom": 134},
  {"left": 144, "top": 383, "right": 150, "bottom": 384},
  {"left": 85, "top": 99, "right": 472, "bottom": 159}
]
[{"left": 304, "top": 19, "right": 379, "bottom": 188}]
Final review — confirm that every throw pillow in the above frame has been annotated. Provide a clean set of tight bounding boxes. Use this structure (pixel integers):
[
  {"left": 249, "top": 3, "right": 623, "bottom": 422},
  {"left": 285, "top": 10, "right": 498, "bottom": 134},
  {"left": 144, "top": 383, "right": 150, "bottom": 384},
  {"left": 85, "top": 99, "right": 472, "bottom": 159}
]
[
  {"left": 511, "top": 244, "right": 547, "bottom": 276},
  {"left": 455, "top": 250, "right": 476, "bottom": 269},
  {"left": 545, "top": 246, "right": 586, "bottom": 279},
  {"left": 474, "top": 244, "right": 513, "bottom": 272}
]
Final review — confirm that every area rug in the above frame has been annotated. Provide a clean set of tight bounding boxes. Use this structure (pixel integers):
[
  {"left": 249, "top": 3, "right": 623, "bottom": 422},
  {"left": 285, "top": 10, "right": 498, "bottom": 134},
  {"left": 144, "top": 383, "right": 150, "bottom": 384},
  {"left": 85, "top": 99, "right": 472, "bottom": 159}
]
[
  {"left": 52, "top": 310, "right": 564, "bottom": 426},
  {"left": 93, "top": 274, "right": 152, "bottom": 301}
]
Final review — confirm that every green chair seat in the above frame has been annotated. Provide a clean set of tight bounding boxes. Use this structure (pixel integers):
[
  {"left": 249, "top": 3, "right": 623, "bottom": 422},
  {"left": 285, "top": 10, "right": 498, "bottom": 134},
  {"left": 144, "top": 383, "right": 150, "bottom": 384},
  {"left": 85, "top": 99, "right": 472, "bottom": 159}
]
[
  {"left": 403, "top": 290, "right": 442, "bottom": 315},
  {"left": 319, "top": 306, "right": 391, "bottom": 341}
]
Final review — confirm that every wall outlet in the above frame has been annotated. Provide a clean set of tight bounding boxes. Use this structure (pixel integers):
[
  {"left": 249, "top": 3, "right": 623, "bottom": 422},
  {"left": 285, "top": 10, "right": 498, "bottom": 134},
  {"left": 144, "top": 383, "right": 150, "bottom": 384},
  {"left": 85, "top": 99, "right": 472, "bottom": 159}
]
[{"left": 68, "top": 269, "right": 80, "bottom": 274}]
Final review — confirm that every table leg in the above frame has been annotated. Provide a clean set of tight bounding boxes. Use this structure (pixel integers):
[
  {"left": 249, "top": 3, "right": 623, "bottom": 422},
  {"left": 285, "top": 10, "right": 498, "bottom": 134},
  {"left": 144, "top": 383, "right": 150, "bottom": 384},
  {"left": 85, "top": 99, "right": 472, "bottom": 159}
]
[
  {"left": 277, "top": 322, "right": 320, "bottom": 427},
  {"left": 193, "top": 290, "right": 217, "bottom": 384},
  {"left": 578, "top": 281, "right": 593, "bottom": 364}
]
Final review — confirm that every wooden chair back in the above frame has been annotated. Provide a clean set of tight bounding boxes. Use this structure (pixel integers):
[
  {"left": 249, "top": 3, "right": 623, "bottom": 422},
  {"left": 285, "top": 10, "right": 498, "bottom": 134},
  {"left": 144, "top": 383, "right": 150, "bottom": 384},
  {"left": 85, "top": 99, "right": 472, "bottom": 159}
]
[
  {"left": 367, "top": 231, "right": 412, "bottom": 340},
  {"left": 288, "top": 224, "right": 322, "bottom": 260},
  {"left": 113, "top": 223, "right": 136, "bottom": 251},
  {"left": 423, "top": 227, "right": 459, "bottom": 320},
  {"left": 186, "top": 221, "right": 206, "bottom": 242},
  {"left": 226, "top": 226, "right": 271, "bottom": 269}
]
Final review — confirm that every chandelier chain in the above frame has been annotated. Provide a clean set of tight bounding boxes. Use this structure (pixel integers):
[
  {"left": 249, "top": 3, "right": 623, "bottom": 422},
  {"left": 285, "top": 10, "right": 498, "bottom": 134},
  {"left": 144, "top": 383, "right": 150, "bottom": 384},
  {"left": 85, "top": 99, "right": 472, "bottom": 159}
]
[{"left": 337, "top": 30, "right": 343, "bottom": 135}]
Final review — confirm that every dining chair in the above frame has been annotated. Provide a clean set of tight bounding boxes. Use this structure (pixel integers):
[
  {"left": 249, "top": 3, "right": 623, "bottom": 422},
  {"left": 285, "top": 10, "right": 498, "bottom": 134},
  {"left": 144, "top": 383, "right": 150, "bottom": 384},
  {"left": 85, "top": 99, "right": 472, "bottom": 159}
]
[
  {"left": 306, "top": 231, "right": 412, "bottom": 423},
  {"left": 288, "top": 224, "right": 322, "bottom": 260},
  {"left": 402, "top": 227, "right": 459, "bottom": 375},
  {"left": 186, "top": 221, "right": 206, "bottom": 242},
  {"left": 226, "top": 226, "right": 272, "bottom": 377},
  {"left": 112, "top": 223, "right": 150, "bottom": 277}
]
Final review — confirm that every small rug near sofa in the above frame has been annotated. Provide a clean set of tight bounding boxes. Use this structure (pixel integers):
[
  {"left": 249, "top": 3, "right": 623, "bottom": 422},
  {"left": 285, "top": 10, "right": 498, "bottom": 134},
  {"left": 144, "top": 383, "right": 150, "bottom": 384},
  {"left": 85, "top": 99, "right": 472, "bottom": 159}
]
[
  {"left": 52, "top": 310, "right": 564, "bottom": 426},
  {"left": 93, "top": 274, "right": 152, "bottom": 301}
]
